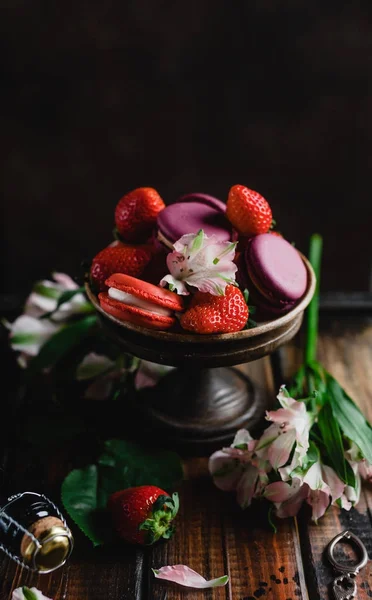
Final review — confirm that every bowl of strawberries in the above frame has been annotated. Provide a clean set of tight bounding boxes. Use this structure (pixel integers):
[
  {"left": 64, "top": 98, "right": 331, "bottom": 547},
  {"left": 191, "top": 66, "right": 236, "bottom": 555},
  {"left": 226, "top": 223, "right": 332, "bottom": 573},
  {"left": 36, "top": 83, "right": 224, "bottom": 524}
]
[{"left": 85, "top": 185, "right": 315, "bottom": 451}]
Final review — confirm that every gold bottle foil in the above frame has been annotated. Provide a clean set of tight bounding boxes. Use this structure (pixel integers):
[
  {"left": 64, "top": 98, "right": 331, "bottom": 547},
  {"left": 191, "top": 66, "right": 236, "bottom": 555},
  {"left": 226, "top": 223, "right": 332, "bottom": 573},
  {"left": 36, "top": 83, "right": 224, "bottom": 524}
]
[{"left": 21, "top": 516, "right": 74, "bottom": 572}]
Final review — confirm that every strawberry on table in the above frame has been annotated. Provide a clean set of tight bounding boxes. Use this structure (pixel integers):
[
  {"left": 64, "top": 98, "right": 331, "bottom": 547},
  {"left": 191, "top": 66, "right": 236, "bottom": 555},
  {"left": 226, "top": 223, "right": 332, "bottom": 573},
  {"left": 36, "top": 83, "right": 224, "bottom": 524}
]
[
  {"left": 180, "top": 285, "right": 248, "bottom": 334},
  {"left": 108, "top": 486, "right": 179, "bottom": 546},
  {"left": 90, "top": 243, "right": 152, "bottom": 291},
  {"left": 226, "top": 184, "right": 272, "bottom": 237},
  {"left": 115, "top": 187, "right": 165, "bottom": 242}
]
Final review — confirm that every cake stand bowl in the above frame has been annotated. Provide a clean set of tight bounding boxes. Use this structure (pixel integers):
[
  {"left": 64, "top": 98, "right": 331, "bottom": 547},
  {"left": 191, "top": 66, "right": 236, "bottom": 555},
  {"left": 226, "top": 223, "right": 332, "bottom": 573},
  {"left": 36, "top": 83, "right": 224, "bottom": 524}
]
[{"left": 85, "top": 254, "right": 315, "bottom": 453}]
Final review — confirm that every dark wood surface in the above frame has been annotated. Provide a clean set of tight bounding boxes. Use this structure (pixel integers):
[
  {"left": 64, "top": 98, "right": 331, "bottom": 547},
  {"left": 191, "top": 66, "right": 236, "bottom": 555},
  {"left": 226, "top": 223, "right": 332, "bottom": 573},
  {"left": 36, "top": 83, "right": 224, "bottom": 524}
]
[{"left": 1, "top": 313, "right": 372, "bottom": 599}]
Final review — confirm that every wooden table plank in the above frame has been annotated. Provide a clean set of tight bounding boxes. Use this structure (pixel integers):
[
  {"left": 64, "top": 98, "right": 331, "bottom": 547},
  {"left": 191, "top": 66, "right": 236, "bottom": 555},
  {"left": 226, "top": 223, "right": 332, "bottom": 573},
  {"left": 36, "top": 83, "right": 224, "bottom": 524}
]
[
  {"left": 148, "top": 478, "right": 229, "bottom": 600},
  {"left": 222, "top": 498, "right": 308, "bottom": 599}
]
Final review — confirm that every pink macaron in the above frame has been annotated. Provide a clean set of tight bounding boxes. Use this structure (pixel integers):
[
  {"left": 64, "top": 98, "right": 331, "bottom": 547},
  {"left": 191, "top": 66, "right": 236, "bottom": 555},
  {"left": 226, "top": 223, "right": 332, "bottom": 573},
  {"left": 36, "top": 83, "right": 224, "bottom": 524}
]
[
  {"left": 239, "top": 233, "right": 308, "bottom": 319},
  {"left": 157, "top": 192, "right": 233, "bottom": 249},
  {"left": 99, "top": 273, "right": 184, "bottom": 330}
]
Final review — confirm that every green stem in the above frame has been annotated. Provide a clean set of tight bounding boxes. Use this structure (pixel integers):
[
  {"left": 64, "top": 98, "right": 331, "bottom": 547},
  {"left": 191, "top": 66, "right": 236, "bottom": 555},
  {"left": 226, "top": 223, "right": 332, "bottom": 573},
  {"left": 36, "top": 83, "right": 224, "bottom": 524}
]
[{"left": 305, "top": 234, "right": 323, "bottom": 365}]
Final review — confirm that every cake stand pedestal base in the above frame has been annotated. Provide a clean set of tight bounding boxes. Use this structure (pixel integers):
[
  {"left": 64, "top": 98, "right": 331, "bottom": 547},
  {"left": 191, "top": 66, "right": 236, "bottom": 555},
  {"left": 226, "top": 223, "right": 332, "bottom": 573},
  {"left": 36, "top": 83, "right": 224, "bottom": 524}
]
[{"left": 135, "top": 366, "right": 266, "bottom": 453}]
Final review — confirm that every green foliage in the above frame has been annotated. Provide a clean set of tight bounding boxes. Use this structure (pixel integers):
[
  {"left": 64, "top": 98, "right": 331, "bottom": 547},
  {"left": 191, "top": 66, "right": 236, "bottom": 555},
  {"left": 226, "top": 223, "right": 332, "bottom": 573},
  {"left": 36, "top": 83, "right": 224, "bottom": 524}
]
[
  {"left": 61, "top": 440, "right": 183, "bottom": 545},
  {"left": 27, "top": 315, "right": 97, "bottom": 377}
]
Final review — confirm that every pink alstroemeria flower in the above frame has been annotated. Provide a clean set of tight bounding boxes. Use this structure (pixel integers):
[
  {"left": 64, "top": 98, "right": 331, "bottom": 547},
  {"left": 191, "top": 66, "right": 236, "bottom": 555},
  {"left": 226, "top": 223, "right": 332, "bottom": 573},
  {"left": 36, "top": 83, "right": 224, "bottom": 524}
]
[
  {"left": 7, "top": 272, "right": 92, "bottom": 367},
  {"left": 358, "top": 459, "right": 372, "bottom": 483},
  {"left": 24, "top": 272, "right": 89, "bottom": 321},
  {"left": 256, "top": 386, "right": 313, "bottom": 472},
  {"left": 264, "top": 478, "right": 310, "bottom": 518},
  {"left": 160, "top": 230, "right": 237, "bottom": 296},
  {"left": 346, "top": 442, "right": 372, "bottom": 484},
  {"left": 209, "top": 429, "right": 271, "bottom": 508},
  {"left": 302, "top": 462, "right": 345, "bottom": 521},
  {"left": 152, "top": 565, "right": 228, "bottom": 589},
  {"left": 134, "top": 360, "right": 175, "bottom": 390}
]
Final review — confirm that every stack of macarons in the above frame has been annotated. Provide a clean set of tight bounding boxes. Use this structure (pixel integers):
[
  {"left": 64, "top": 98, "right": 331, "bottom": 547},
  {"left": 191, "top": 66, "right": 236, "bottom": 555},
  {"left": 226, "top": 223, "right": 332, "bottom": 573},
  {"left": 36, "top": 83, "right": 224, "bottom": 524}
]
[{"left": 89, "top": 185, "right": 309, "bottom": 334}]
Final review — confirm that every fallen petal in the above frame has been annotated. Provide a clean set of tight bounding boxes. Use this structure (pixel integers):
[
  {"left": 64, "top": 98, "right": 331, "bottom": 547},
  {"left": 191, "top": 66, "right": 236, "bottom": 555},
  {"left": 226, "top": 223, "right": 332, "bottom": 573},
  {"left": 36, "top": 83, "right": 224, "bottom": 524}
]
[{"left": 152, "top": 565, "right": 229, "bottom": 588}]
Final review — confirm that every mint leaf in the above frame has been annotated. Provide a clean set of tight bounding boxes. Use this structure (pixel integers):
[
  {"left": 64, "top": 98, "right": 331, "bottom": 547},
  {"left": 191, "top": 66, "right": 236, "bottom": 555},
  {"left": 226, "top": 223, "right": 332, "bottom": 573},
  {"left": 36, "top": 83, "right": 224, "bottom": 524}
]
[
  {"left": 61, "top": 440, "right": 183, "bottom": 545},
  {"left": 27, "top": 315, "right": 97, "bottom": 376},
  {"left": 326, "top": 374, "right": 372, "bottom": 464},
  {"left": 317, "top": 402, "right": 349, "bottom": 484}
]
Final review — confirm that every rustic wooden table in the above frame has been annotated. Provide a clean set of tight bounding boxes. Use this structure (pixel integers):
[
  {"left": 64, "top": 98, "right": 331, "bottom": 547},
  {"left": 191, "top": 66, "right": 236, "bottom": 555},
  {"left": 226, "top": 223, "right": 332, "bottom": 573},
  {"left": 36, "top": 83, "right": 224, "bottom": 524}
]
[{"left": 1, "top": 312, "right": 372, "bottom": 600}]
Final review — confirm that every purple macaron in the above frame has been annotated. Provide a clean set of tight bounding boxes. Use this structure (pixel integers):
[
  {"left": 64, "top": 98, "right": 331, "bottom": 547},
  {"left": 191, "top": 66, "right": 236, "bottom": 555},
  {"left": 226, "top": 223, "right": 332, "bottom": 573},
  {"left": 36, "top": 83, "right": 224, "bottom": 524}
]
[
  {"left": 157, "top": 193, "right": 233, "bottom": 248},
  {"left": 241, "top": 233, "right": 307, "bottom": 319}
]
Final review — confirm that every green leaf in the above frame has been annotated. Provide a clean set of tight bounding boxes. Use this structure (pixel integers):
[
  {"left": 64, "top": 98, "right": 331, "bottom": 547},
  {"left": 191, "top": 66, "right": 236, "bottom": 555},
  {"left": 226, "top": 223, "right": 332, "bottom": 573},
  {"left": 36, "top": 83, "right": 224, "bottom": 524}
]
[
  {"left": 98, "top": 439, "right": 183, "bottom": 494},
  {"left": 317, "top": 402, "right": 349, "bottom": 484},
  {"left": 305, "top": 234, "right": 323, "bottom": 365},
  {"left": 27, "top": 315, "right": 97, "bottom": 377},
  {"left": 61, "top": 439, "right": 183, "bottom": 545},
  {"left": 61, "top": 465, "right": 105, "bottom": 546},
  {"left": 22, "top": 588, "right": 39, "bottom": 600},
  {"left": 40, "top": 287, "right": 86, "bottom": 319},
  {"left": 33, "top": 283, "right": 60, "bottom": 299},
  {"left": 326, "top": 373, "right": 372, "bottom": 464}
]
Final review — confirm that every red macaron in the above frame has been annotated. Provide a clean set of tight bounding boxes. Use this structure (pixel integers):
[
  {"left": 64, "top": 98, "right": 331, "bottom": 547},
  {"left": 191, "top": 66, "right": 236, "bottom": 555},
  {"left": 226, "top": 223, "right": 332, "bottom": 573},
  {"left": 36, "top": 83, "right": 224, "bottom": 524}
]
[{"left": 98, "top": 273, "right": 184, "bottom": 330}]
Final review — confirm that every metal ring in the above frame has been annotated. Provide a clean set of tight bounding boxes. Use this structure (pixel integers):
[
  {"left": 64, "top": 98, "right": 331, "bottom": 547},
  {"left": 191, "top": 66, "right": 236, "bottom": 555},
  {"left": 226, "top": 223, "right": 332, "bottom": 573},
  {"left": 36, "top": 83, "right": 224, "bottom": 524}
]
[{"left": 327, "top": 530, "right": 369, "bottom": 574}]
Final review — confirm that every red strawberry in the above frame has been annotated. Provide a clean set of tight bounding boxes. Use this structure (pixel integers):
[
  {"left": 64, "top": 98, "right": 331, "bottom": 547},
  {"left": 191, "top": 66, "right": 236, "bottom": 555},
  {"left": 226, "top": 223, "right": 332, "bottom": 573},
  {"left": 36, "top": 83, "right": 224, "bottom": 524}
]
[
  {"left": 108, "top": 486, "right": 179, "bottom": 546},
  {"left": 226, "top": 185, "right": 272, "bottom": 237},
  {"left": 90, "top": 243, "right": 152, "bottom": 291},
  {"left": 180, "top": 285, "right": 248, "bottom": 334},
  {"left": 115, "top": 187, "right": 165, "bottom": 242}
]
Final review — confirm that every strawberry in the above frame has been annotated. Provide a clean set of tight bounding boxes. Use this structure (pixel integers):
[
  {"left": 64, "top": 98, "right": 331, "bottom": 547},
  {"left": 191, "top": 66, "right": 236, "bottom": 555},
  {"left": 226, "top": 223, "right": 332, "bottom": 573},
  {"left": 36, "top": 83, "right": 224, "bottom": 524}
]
[
  {"left": 115, "top": 187, "right": 165, "bottom": 242},
  {"left": 90, "top": 243, "right": 152, "bottom": 291},
  {"left": 180, "top": 285, "right": 248, "bottom": 334},
  {"left": 226, "top": 185, "right": 272, "bottom": 237},
  {"left": 108, "top": 486, "right": 179, "bottom": 546}
]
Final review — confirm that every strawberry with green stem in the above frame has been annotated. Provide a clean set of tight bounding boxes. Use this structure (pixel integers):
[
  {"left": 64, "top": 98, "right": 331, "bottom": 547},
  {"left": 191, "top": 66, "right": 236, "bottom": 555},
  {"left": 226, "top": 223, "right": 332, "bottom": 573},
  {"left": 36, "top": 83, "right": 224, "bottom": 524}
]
[{"left": 108, "top": 486, "right": 179, "bottom": 546}]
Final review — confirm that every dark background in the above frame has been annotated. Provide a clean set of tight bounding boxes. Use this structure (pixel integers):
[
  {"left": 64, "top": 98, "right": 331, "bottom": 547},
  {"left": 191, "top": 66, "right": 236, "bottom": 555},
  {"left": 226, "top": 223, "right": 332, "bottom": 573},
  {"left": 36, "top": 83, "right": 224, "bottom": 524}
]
[{"left": 1, "top": 1, "right": 371, "bottom": 294}]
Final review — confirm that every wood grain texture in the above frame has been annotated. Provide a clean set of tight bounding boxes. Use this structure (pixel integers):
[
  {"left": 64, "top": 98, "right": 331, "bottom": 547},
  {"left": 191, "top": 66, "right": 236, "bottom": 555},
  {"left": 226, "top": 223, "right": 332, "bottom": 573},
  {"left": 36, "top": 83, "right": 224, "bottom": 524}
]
[{"left": 1, "top": 315, "right": 372, "bottom": 599}]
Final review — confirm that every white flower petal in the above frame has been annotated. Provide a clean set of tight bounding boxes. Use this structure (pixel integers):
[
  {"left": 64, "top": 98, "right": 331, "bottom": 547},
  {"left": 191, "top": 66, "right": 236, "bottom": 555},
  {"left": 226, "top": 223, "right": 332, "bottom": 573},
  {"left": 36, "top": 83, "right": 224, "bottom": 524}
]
[
  {"left": 159, "top": 274, "right": 189, "bottom": 295},
  {"left": 76, "top": 352, "right": 116, "bottom": 381},
  {"left": 322, "top": 465, "right": 345, "bottom": 501},
  {"left": 135, "top": 361, "right": 175, "bottom": 389},
  {"left": 9, "top": 316, "right": 61, "bottom": 356},
  {"left": 12, "top": 587, "right": 53, "bottom": 600},
  {"left": 152, "top": 565, "right": 228, "bottom": 589},
  {"left": 268, "top": 429, "right": 297, "bottom": 470},
  {"left": 232, "top": 429, "right": 254, "bottom": 449},
  {"left": 52, "top": 272, "right": 78, "bottom": 290},
  {"left": 208, "top": 450, "right": 242, "bottom": 491},
  {"left": 236, "top": 464, "right": 259, "bottom": 508}
]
